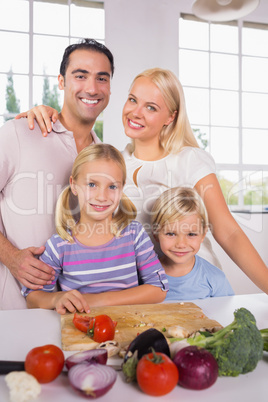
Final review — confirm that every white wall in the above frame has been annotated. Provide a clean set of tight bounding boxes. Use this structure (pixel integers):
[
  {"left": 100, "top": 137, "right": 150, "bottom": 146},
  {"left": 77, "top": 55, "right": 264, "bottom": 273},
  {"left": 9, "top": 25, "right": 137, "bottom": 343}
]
[
  {"left": 207, "top": 213, "right": 268, "bottom": 295},
  {"left": 102, "top": 0, "right": 268, "bottom": 294}
]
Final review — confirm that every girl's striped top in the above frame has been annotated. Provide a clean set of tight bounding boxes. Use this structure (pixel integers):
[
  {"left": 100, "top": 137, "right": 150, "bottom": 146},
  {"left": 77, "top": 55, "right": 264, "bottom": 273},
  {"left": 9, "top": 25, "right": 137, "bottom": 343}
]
[{"left": 22, "top": 221, "right": 168, "bottom": 296}]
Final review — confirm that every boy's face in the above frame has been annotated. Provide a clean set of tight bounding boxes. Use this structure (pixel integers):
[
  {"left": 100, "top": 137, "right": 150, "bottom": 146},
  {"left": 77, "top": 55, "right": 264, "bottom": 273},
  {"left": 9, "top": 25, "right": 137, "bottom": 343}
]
[{"left": 157, "top": 214, "right": 206, "bottom": 269}]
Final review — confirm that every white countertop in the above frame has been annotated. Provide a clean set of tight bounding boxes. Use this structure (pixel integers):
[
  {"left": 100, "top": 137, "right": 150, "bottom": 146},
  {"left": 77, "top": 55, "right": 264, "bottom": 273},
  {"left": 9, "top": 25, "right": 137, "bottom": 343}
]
[{"left": 0, "top": 293, "right": 267, "bottom": 402}]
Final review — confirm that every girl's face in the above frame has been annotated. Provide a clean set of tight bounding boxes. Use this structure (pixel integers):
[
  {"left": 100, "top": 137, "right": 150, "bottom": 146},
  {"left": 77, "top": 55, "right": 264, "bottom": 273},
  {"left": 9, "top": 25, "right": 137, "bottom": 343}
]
[
  {"left": 122, "top": 76, "right": 176, "bottom": 146},
  {"left": 158, "top": 214, "right": 206, "bottom": 271},
  {"left": 71, "top": 159, "right": 124, "bottom": 225}
]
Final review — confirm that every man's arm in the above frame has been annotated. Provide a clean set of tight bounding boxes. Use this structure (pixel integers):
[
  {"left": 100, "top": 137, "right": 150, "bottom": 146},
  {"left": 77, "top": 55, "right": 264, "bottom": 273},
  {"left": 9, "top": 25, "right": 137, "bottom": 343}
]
[{"left": 0, "top": 231, "right": 55, "bottom": 289}]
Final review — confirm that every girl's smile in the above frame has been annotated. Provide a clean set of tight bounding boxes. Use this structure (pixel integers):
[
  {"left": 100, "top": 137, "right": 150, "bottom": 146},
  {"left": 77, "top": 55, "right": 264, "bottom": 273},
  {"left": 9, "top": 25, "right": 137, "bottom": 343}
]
[
  {"left": 89, "top": 203, "right": 112, "bottom": 212},
  {"left": 71, "top": 159, "right": 124, "bottom": 226}
]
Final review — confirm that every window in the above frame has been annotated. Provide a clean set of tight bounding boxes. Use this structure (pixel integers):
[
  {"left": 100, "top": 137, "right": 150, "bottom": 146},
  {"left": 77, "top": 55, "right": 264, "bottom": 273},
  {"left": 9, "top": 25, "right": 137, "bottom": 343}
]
[
  {"left": 179, "top": 14, "right": 268, "bottom": 211},
  {"left": 0, "top": 0, "right": 105, "bottom": 139}
]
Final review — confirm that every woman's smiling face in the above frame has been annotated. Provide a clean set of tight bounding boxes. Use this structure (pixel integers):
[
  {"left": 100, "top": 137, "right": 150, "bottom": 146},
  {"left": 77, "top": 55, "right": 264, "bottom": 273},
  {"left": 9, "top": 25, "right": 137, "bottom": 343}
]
[{"left": 122, "top": 76, "right": 175, "bottom": 146}]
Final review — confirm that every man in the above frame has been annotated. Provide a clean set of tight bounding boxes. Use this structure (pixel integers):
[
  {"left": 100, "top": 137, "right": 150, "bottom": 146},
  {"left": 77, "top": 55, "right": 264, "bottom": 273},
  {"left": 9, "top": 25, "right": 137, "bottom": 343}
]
[{"left": 0, "top": 39, "right": 114, "bottom": 309}]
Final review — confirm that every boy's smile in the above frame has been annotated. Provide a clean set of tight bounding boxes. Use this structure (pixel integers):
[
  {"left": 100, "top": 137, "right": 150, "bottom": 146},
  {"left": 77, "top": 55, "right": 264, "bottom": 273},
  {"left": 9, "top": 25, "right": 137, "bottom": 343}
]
[{"left": 158, "top": 214, "right": 206, "bottom": 276}]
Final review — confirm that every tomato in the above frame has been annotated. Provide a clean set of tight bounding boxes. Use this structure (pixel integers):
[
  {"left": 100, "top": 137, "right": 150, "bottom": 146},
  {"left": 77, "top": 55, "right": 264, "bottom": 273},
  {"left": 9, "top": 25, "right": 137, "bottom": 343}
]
[
  {"left": 73, "top": 313, "right": 94, "bottom": 333},
  {"left": 25, "top": 344, "right": 64, "bottom": 383},
  {"left": 136, "top": 350, "right": 179, "bottom": 396},
  {"left": 88, "top": 314, "right": 117, "bottom": 343}
]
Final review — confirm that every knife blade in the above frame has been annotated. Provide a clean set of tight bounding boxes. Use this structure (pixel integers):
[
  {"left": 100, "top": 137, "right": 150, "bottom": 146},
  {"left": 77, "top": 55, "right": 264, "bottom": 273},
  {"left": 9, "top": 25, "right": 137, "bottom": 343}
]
[{"left": 0, "top": 361, "right": 25, "bottom": 374}]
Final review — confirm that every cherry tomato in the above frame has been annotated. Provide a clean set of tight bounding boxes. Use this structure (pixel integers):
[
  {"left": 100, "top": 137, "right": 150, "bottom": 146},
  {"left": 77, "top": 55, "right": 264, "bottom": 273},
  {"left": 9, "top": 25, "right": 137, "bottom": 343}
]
[
  {"left": 25, "top": 344, "right": 64, "bottom": 383},
  {"left": 88, "top": 314, "right": 117, "bottom": 343},
  {"left": 136, "top": 350, "right": 179, "bottom": 396},
  {"left": 73, "top": 313, "right": 94, "bottom": 333}
]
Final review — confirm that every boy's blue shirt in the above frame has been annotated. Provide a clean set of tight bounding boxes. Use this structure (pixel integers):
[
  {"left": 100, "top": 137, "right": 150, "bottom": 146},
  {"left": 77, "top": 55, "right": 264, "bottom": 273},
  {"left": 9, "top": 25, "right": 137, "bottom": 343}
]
[{"left": 165, "top": 255, "right": 234, "bottom": 301}]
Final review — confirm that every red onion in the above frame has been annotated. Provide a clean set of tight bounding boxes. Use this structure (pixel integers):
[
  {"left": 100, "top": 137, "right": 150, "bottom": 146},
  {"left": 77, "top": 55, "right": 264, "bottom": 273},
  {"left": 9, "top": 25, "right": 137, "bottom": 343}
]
[
  {"left": 65, "top": 349, "right": 107, "bottom": 370},
  {"left": 173, "top": 346, "right": 218, "bottom": 390},
  {"left": 68, "top": 362, "right": 117, "bottom": 398}
]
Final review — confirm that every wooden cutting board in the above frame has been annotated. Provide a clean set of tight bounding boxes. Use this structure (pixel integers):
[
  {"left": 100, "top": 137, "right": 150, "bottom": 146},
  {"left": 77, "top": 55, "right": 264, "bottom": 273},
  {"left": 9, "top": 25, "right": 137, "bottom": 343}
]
[{"left": 61, "top": 302, "right": 222, "bottom": 351}]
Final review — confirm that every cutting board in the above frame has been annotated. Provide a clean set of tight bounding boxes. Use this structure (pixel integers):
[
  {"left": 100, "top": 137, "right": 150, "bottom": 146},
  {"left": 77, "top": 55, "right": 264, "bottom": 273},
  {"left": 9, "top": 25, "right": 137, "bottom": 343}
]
[{"left": 61, "top": 302, "right": 222, "bottom": 351}]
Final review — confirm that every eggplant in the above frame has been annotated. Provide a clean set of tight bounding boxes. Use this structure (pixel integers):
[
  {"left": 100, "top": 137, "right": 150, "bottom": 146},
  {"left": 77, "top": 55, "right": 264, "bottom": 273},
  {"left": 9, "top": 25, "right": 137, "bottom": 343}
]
[
  {"left": 124, "top": 328, "right": 170, "bottom": 362},
  {"left": 122, "top": 328, "right": 170, "bottom": 382},
  {"left": 0, "top": 360, "right": 25, "bottom": 374}
]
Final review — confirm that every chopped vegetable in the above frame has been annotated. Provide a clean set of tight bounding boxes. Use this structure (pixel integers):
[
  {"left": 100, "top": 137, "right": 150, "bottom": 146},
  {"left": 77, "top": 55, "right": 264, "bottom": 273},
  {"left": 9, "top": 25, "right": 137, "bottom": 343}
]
[
  {"left": 173, "top": 346, "right": 218, "bottom": 390},
  {"left": 88, "top": 315, "right": 117, "bottom": 343},
  {"left": 5, "top": 371, "right": 41, "bottom": 402},
  {"left": 73, "top": 314, "right": 94, "bottom": 333},
  {"left": 185, "top": 307, "right": 263, "bottom": 376},
  {"left": 65, "top": 349, "right": 107, "bottom": 371},
  {"left": 68, "top": 362, "right": 117, "bottom": 399},
  {"left": 136, "top": 349, "right": 179, "bottom": 396}
]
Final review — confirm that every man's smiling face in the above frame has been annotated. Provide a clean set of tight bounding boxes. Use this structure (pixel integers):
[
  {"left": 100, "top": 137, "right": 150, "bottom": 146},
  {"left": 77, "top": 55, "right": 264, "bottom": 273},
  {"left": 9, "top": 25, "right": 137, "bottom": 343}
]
[{"left": 59, "top": 49, "right": 111, "bottom": 126}]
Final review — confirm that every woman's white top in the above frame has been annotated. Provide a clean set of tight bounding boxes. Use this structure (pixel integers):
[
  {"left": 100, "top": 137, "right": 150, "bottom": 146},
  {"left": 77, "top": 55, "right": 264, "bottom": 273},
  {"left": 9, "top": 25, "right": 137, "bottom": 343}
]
[{"left": 122, "top": 144, "right": 221, "bottom": 268}]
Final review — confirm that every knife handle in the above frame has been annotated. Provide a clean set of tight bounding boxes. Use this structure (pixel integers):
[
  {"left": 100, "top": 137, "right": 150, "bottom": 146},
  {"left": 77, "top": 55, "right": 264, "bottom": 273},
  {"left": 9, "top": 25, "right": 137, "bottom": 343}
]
[{"left": 0, "top": 361, "right": 25, "bottom": 374}]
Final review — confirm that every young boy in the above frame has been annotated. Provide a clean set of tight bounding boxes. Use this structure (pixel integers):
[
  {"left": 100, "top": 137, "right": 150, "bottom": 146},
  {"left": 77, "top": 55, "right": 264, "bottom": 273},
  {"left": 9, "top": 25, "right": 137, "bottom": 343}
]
[{"left": 151, "top": 187, "right": 234, "bottom": 301}]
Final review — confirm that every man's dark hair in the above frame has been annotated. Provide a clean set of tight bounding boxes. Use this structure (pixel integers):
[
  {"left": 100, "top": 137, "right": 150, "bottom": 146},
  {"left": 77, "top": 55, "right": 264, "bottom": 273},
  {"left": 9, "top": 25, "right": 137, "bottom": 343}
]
[{"left": 60, "top": 38, "right": 114, "bottom": 78}]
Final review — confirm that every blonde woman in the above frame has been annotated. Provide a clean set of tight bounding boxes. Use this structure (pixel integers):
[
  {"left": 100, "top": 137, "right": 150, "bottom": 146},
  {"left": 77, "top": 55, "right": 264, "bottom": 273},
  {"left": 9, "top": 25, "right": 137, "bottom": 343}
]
[
  {"left": 22, "top": 144, "right": 168, "bottom": 314},
  {"left": 17, "top": 68, "right": 268, "bottom": 294},
  {"left": 151, "top": 187, "right": 234, "bottom": 301}
]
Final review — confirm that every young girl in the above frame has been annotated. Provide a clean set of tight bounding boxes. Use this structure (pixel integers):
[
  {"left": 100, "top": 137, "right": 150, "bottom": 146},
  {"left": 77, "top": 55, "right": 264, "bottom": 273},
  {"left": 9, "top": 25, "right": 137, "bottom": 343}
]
[
  {"left": 22, "top": 144, "right": 168, "bottom": 314},
  {"left": 18, "top": 68, "right": 268, "bottom": 294},
  {"left": 151, "top": 187, "right": 234, "bottom": 300}
]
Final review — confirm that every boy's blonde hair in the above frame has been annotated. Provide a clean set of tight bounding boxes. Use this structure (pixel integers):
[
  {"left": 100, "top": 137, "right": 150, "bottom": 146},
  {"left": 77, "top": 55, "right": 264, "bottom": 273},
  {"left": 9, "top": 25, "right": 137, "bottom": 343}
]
[
  {"left": 55, "top": 143, "right": 137, "bottom": 242},
  {"left": 151, "top": 187, "right": 208, "bottom": 235},
  {"left": 127, "top": 68, "right": 199, "bottom": 155}
]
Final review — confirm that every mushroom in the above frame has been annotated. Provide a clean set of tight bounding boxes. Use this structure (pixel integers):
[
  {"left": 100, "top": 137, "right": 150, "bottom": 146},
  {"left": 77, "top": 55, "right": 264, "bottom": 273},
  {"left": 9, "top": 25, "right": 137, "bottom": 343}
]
[
  {"left": 166, "top": 325, "right": 190, "bottom": 339},
  {"left": 97, "top": 341, "right": 121, "bottom": 357}
]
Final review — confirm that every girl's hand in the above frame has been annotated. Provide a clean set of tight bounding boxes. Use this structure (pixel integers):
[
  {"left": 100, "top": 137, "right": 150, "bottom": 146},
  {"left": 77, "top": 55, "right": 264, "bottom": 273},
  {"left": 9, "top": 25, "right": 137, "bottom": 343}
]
[
  {"left": 54, "top": 290, "right": 90, "bottom": 315},
  {"left": 15, "top": 105, "right": 59, "bottom": 137}
]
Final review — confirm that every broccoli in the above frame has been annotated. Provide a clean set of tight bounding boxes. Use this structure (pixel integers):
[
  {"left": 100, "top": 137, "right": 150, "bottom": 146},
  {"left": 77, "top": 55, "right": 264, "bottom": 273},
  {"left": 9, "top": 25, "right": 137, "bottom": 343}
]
[
  {"left": 186, "top": 307, "right": 264, "bottom": 377},
  {"left": 260, "top": 328, "right": 268, "bottom": 352}
]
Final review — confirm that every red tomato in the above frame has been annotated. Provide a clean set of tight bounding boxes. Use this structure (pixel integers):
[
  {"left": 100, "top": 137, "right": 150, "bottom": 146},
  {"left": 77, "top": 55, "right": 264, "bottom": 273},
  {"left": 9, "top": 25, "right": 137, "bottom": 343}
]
[
  {"left": 25, "top": 344, "right": 64, "bottom": 383},
  {"left": 136, "top": 351, "right": 179, "bottom": 396},
  {"left": 73, "top": 313, "right": 93, "bottom": 333},
  {"left": 88, "top": 314, "right": 117, "bottom": 343}
]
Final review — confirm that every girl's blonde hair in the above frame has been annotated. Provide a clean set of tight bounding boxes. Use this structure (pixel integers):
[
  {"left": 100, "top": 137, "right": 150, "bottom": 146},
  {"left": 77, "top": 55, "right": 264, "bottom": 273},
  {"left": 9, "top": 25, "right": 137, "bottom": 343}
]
[
  {"left": 128, "top": 68, "right": 199, "bottom": 154},
  {"left": 55, "top": 143, "right": 137, "bottom": 242},
  {"left": 151, "top": 187, "right": 208, "bottom": 235}
]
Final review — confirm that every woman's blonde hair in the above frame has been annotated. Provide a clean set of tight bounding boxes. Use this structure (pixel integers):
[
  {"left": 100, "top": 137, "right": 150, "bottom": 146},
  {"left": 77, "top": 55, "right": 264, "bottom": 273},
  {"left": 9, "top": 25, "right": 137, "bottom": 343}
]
[
  {"left": 55, "top": 143, "right": 137, "bottom": 242},
  {"left": 128, "top": 68, "right": 199, "bottom": 154},
  {"left": 151, "top": 187, "right": 208, "bottom": 235}
]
